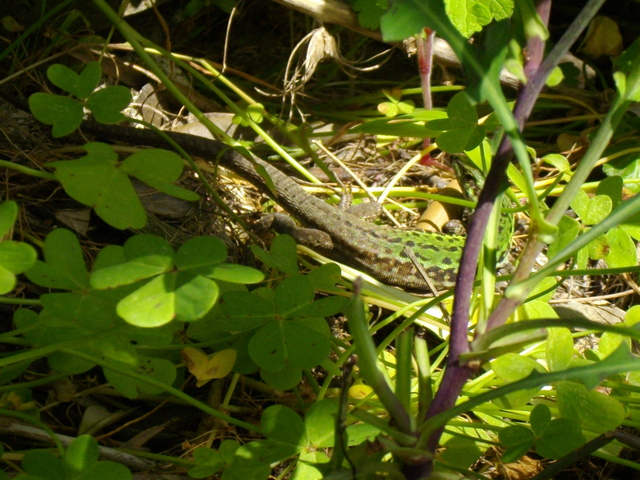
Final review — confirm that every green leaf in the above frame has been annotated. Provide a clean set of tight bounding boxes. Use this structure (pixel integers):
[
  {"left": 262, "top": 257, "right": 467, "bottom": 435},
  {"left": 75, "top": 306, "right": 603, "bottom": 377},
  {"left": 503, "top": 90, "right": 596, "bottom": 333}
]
[
  {"left": 556, "top": 381, "right": 625, "bottom": 433},
  {"left": 596, "top": 175, "right": 623, "bottom": 208},
  {"left": 546, "top": 215, "right": 580, "bottom": 261},
  {"left": 218, "top": 291, "right": 274, "bottom": 331},
  {"left": 604, "top": 227, "right": 637, "bottom": 268},
  {"left": 259, "top": 365, "right": 302, "bottom": 390},
  {"left": 0, "top": 359, "right": 31, "bottom": 385},
  {"left": 613, "top": 36, "right": 640, "bottom": 101},
  {"left": 427, "top": 91, "right": 486, "bottom": 153},
  {"left": 541, "top": 153, "right": 571, "bottom": 174},
  {"left": 42, "top": 289, "right": 119, "bottom": 331},
  {"left": 251, "top": 234, "right": 299, "bottom": 275},
  {"left": 26, "top": 229, "right": 89, "bottom": 289},
  {"left": 48, "top": 142, "right": 147, "bottom": 229},
  {"left": 491, "top": 353, "right": 545, "bottom": 408},
  {"left": 292, "top": 295, "right": 347, "bottom": 318},
  {"left": 236, "top": 438, "right": 299, "bottom": 464},
  {"left": 602, "top": 141, "right": 640, "bottom": 194},
  {"left": 305, "top": 399, "right": 338, "bottom": 448},
  {"left": 75, "top": 461, "right": 132, "bottom": 480},
  {"left": 535, "top": 418, "right": 584, "bottom": 459},
  {"left": 445, "top": 0, "right": 513, "bottom": 38},
  {"left": 499, "top": 425, "right": 534, "bottom": 463},
  {"left": 50, "top": 352, "right": 96, "bottom": 376},
  {"left": 115, "top": 275, "right": 175, "bottom": 327},
  {"left": 513, "top": 0, "right": 548, "bottom": 41},
  {"left": 261, "top": 405, "right": 308, "bottom": 446},
  {"left": 275, "top": 275, "right": 315, "bottom": 316},
  {"left": 117, "top": 271, "right": 218, "bottom": 326},
  {"left": 351, "top": 0, "right": 388, "bottom": 30},
  {"left": 91, "top": 235, "right": 174, "bottom": 289},
  {"left": 221, "top": 456, "right": 270, "bottom": 480},
  {"left": 249, "top": 320, "right": 331, "bottom": 371},
  {"left": 584, "top": 195, "right": 612, "bottom": 225},
  {"left": 47, "top": 61, "right": 101, "bottom": 99},
  {"left": 29, "top": 93, "right": 83, "bottom": 137},
  {"left": 545, "top": 66, "right": 564, "bottom": 87},
  {"left": 546, "top": 328, "right": 576, "bottom": 371},
  {"left": 349, "top": 111, "right": 447, "bottom": 137},
  {"left": 0, "top": 201, "right": 18, "bottom": 237},
  {"left": 104, "top": 355, "right": 176, "bottom": 398},
  {"left": 529, "top": 403, "right": 552, "bottom": 436},
  {"left": 0, "top": 242, "right": 37, "bottom": 294},
  {"left": 381, "top": 0, "right": 463, "bottom": 43},
  {"left": 86, "top": 85, "right": 131, "bottom": 123},
  {"left": 292, "top": 450, "right": 328, "bottom": 480},
  {"left": 189, "top": 448, "right": 225, "bottom": 478},
  {"left": 93, "top": 245, "right": 127, "bottom": 270},
  {"left": 65, "top": 435, "right": 99, "bottom": 474},
  {"left": 439, "top": 434, "right": 484, "bottom": 469},
  {"left": 20, "top": 450, "right": 65, "bottom": 480},
  {"left": 208, "top": 263, "right": 265, "bottom": 284},
  {"left": 121, "top": 149, "right": 199, "bottom": 201},
  {"left": 306, "top": 263, "right": 344, "bottom": 293},
  {"left": 176, "top": 236, "right": 228, "bottom": 273},
  {"left": 569, "top": 189, "right": 589, "bottom": 219}
]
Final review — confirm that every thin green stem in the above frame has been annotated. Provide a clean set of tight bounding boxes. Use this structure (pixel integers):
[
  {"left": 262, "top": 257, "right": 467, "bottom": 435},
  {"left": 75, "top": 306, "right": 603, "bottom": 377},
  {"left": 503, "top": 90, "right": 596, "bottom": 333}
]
[{"left": 0, "top": 160, "right": 55, "bottom": 179}]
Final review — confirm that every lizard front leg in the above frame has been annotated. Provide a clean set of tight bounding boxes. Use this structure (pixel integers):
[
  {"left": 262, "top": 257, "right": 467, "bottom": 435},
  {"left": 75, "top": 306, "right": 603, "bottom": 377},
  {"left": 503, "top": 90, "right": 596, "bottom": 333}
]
[{"left": 259, "top": 213, "right": 335, "bottom": 254}]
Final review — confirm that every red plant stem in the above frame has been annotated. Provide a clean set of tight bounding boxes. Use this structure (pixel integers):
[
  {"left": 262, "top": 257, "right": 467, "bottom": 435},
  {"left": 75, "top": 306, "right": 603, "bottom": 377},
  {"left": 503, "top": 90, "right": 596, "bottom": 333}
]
[{"left": 417, "top": 28, "right": 435, "bottom": 163}]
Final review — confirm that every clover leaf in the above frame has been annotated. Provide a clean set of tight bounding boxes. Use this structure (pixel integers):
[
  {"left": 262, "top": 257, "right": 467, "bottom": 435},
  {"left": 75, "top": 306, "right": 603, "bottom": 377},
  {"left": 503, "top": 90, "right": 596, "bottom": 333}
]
[{"left": 427, "top": 91, "right": 486, "bottom": 153}]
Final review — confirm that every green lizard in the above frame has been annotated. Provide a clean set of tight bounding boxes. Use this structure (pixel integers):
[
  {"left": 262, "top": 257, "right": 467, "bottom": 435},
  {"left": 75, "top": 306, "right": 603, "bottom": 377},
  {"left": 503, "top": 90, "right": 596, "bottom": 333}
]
[{"left": 82, "top": 122, "right": 511, "bottom": 291}]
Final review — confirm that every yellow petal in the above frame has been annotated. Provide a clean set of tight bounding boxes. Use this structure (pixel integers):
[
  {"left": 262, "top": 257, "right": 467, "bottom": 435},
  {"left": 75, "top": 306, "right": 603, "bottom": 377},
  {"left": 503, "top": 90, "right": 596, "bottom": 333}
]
[{"left": 181, "top": 347, "right": 236, "bottom": 387}]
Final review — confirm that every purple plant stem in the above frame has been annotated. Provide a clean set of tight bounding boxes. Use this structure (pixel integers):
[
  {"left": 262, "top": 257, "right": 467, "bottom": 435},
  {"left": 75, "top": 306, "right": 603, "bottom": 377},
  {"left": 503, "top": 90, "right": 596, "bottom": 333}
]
[
  {"left": 418, "top": 1, "right": 608, "bottom": 468},
  {"left": 421, "top": 0, "right": 555, "bottom": 459}
]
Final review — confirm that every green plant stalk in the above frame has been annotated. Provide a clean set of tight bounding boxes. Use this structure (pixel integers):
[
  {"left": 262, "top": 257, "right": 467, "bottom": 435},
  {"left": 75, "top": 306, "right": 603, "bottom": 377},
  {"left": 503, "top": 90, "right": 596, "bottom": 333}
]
[
  {"left": 346, "top": 281, "right": 412, "bottom": 435},
  {"left": 115, "top": 448, "right": 194, "bottom": 467},
  {"left": 0, "top": 297, "right": 41, "bottom": 306},
  {"left": 347, "top": 408, "right": 418, "bottom": 446},
  {"left": 395, "top": 329, "right": 414, "bottom": 418},
  {"left": 591, "top": 451, "right": 640, "bottom": 471},
  {"left": 471, "top": 317, "right": 640, "bottom": 354},
  {"left": 414, "top": 336, "right": 433, "bottom": 420},
  {"left": 0, "top": 408, "right": 65, "bottom": 455},
  {"left": 0, "top": 329, "right": 125, "bottom": 368},
  {"left": 0, "top": 372, "right": 71, "bottom": 393},
  {"left": 316, "top": 346, "right": 356, "bottom": 401},
  {"left": 417, "top": 345, "right": 639, "bottom": 445},
  {"left": 369, "top": 290, "right": 454, "bottom": 341},
  {"left": 62, "top": 349, "right": 261, "bottom": 433},
  {"left": 0, "top": 160, "right": 55, "bottom": 179}
]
